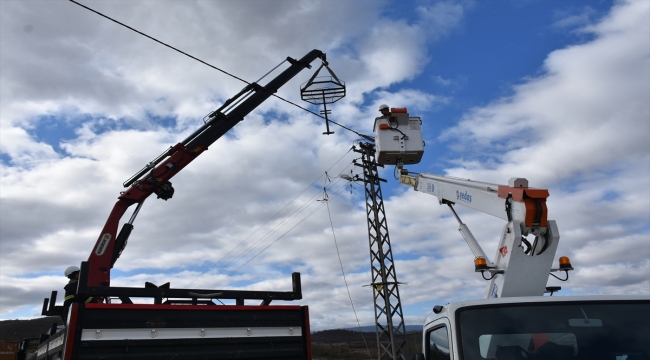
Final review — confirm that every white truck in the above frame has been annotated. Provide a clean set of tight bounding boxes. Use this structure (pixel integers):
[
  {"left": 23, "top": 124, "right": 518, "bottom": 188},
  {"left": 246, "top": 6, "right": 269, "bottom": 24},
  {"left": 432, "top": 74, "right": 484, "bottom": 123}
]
[{"left": 373, "top": 108, "right": 650, "bottom": 360}]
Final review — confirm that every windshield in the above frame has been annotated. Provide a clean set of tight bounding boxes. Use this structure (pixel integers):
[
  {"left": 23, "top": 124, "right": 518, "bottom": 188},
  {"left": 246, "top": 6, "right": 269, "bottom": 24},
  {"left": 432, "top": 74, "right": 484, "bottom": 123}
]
[{"left": 457, "top": 300, "right": 649, "bottom": 360}]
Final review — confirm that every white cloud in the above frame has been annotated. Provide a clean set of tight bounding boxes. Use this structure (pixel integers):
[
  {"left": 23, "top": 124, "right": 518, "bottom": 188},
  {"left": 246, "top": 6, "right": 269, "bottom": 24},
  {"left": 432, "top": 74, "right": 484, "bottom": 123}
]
[
  {"left": 435, "top": 0, "right": 650, "bottom": 296},
  {"left": 552, "top": 6, "right": 597, "bottom": 30},
  {"left": 0, "top": 0, "right": 447, "bottom": 313},
  {"left": 439, "top": 2, "right": 649, "bottom": 186},
  {"left": 0, "top": 127, "right": 60, "bottom": 166},
  {"left": 417, "top": 1, "right": 466, "bottom": 38},
  {"left": 1, "top": 0, "right": 647, "bottom": 335}
]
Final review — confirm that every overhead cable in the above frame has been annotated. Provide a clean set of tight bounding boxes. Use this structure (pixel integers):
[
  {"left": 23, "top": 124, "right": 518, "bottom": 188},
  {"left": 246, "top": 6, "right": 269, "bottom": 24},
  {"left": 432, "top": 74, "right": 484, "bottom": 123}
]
[
  {"left": 323, "top": 176, "right": 373, "bottom": 360},
  {"left": 68, "top": 0, "right": 372, "bottom": 140},
  {"left": 210, "top": 182, "right": 351, "bottom": 289},
  {"left": 68, "top": 0, "right": 250, "bottom": 84},
  {"left": 205, "top": 175, "right": 353, "bottom": 289},
  {"left": 185, "top": 147, "right": 354, "bottom": 289}
]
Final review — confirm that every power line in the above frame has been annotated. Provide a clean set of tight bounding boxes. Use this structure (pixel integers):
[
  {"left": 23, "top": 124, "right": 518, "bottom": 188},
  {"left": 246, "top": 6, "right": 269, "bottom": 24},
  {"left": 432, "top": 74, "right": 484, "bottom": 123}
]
[
  {"left": 323, "top": 178, "right": 373, "bottom": 360},
  {"left": 200, "top": 189, "right": 324, "bottom": 289},
  {"left": 206, "top": 176, "right": 352, "bottom": 289},
  {"left": 271, "top": 97, "right": 371, "bottom": 139},
  {"left": 68, "top": 0, "right": 249, "bottom": 84},
  {"left": 211, "top": 181, "right": 351, "bottom": 289},
  {"left": 183, "top": 147, "right": 354, "bottom": 289},
  {"left": 68, "top": 0, "right": 373, "bottom": 141}
]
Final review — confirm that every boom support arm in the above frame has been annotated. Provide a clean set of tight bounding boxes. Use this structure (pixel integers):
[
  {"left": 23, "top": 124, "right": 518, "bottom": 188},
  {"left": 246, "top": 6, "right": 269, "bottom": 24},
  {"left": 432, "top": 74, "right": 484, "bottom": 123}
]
[
  {"left": 399, "top": 174, "right": 549, "bottom": 228},
  {"left": 87, "top": 50, "right": 326, "bottom": 287},
  {"left": 399, "top": 173, "right": 562, "bottom": 298}
]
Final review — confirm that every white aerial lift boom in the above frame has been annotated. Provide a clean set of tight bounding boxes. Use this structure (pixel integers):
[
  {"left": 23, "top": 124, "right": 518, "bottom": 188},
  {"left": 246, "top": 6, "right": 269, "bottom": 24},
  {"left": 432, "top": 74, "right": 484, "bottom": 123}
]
[
  {"left": 398, "top": 173, "right": 567, "bottom": 298},
  {"left": 372, "top": 108, "right": 649, "bottom": 360},
  {"left": 372, "top": 106, "right": 571, "bottom": 298}
]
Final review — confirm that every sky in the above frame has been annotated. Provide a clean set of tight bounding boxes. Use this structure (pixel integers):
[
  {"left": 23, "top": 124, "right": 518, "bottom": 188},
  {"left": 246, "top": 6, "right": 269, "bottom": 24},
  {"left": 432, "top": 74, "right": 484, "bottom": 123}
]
[{"left": 1, "top": 0, "right": 648, "bottom": 331}]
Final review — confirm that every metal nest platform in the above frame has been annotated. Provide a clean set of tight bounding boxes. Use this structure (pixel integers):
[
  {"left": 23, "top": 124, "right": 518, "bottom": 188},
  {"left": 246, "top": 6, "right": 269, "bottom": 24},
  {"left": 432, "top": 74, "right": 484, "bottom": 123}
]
[
  {"left": 300, "top": 62, "right": 346, "bottom": 134},
  {"left": 300, "top": 77, "right": 346, "bottom": 105}
]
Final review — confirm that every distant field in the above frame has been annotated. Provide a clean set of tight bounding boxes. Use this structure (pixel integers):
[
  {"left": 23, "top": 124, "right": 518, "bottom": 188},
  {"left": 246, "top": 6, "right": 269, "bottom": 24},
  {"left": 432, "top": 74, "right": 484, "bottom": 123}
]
[
  {"left": 0, "top": 317, "right": 63, "bottom": 342},
  {"left": 312, "top": 329, "right": 423, "bottom": 360},
  {"left": 334, "top": 325, "right": 424, "bottom": 333}
]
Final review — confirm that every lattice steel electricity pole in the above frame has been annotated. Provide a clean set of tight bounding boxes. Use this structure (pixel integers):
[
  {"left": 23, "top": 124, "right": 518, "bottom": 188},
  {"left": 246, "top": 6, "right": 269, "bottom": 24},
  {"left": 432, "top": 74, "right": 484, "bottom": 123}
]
[{"left": 353, "top": 142, "right": 408, "bottom": 360}]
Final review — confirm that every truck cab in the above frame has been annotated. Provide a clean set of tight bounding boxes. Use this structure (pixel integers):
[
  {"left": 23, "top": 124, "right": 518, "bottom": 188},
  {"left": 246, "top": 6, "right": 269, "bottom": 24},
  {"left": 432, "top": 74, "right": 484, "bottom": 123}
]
[{"left": 421, "top": 295, "right": 650, "bottom": 360}]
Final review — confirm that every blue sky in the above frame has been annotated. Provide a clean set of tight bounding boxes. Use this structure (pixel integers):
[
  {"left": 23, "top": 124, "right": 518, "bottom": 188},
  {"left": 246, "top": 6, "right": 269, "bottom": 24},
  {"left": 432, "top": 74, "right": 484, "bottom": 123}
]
[{"left": 1, "top": 0, "right": 648, "bottom": 331}]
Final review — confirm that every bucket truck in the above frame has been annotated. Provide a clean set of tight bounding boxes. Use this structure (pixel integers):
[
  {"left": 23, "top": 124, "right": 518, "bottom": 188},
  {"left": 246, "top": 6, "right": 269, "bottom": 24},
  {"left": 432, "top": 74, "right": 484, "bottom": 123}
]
[
  {"left": 32, "top": 50, "right": 333, "bottom": 360},
  {"left": 372, "top": 108, "right": 650, "bottom": 360}
]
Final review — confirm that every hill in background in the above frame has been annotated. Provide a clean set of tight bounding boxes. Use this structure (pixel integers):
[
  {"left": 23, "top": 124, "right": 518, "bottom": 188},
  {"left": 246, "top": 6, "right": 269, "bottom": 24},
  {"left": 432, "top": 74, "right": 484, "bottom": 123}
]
[
  {"left": 340, "top": 325, "right": 423, "bottom": 333},
  {"left": 0, "top": 317, "right": 63, "bottom": 342}
]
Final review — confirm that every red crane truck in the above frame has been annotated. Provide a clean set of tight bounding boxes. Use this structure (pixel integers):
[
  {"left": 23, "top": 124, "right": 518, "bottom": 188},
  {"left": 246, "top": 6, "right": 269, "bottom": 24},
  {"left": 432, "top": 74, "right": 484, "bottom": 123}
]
[{"left": 33, "top": 49, "right": 330, "bottom": 360}]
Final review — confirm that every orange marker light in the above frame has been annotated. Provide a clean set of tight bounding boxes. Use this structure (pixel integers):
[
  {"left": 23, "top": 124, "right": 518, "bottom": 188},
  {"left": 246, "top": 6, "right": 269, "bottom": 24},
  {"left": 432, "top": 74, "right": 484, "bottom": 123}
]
[
  {"left": 379, "top": 124, "right": 389, "bottom": 130},
  {"left": 474, "top": 257, "right": 488, "bottom": 271},
  {"left": 559, "top": 256, "right": 573, "bottom": 270}
]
